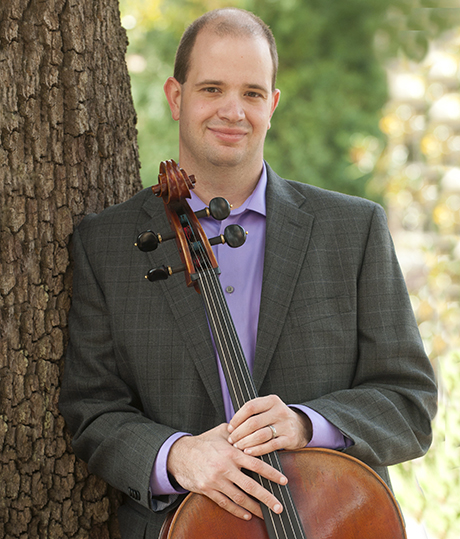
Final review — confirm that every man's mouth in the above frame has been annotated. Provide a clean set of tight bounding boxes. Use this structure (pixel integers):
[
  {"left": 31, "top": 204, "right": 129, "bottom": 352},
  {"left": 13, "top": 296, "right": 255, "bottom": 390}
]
[{"left": 208, "top": 127, "right": 247, "bottom": 144}]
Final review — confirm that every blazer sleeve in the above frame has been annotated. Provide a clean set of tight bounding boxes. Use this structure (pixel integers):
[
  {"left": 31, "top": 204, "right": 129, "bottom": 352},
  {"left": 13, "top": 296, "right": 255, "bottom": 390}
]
[
  {"left": 303, "top": 204, "right": 437, "bottom": 468},
  {"left": 59, "top": 219, "right": 179, "bottom": 512}
]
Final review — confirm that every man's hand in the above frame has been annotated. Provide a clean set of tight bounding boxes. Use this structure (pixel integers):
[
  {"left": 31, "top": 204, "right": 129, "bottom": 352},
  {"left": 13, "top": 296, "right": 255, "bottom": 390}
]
[
  {"left": 227, "top": 395, "right": 312, "bottom": 456},
  {"left": 167, "top": 423, "right": 288, "bottom": 521}
]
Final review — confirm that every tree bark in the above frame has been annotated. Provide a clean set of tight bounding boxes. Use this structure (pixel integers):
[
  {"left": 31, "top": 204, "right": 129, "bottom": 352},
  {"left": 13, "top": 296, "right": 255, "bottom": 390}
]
[{"left": 0, "top": 0, "right": 142, "bottom": 537}]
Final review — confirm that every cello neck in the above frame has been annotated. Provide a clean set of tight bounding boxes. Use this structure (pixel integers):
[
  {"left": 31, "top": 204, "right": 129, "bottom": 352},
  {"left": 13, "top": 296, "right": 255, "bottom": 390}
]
[
  {"left": 196, "top": 266, "right": 307, "bottom": 539},
  {"left": 197, "top": 267, "right": 257, "bottom": 410}
]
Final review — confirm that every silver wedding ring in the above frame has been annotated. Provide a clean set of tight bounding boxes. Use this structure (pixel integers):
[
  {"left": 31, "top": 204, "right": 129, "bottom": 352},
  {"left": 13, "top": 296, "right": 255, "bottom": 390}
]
[{"left": 268, "top": 424, "right": 277, "bottom": 439}]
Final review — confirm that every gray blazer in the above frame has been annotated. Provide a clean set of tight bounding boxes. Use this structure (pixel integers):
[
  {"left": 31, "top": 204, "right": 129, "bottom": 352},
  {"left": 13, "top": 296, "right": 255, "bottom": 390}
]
[{"left": 59, "top": 164, "right": 437, "bottom": 538}]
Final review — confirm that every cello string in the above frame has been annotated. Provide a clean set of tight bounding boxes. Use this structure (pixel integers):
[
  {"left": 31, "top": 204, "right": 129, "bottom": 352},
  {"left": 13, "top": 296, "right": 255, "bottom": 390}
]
[
  {"left": 196, "top": 264, "right": 295, "bottom": 536},
  {"left": 186, "top": 225, "right": 254, "bottom": 409},
  {"left": 187, "top": 244, "right": 290, "bottom": 539},
  {"left": 200, "top": 268, "right": 304, "bottom": 539},
  {"left": 186, "top": 220, "right": 303, "bottom": 539},
  {"left": 185, "top": 217, "right": 303, "bottom": 539},
  {"left": 194, "top": 231, "right": 305, "bottom": 539},
  {"left": 200, "top": 268, "right": 250, "bottom": 406}
]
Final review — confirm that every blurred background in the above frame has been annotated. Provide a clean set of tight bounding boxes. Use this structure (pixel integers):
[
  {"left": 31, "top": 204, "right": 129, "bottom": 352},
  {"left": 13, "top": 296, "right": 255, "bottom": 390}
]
[{"left": 119, "top": 1, "right": 460, "bottom": 537}]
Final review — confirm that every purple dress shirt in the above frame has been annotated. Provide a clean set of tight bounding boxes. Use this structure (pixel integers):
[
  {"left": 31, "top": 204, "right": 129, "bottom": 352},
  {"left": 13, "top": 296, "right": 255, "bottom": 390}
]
[{"left": 150, "top": 165, "right": 350, "bottom": 498}]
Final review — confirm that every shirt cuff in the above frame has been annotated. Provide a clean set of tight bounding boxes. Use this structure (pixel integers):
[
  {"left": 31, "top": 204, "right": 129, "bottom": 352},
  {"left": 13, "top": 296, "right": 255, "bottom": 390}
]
[
  {"left": 289, "top": 404, "right": 353, "bottom": 450},
  {"left": 150, "top": 432, "right": 191, "bottom": 496}
]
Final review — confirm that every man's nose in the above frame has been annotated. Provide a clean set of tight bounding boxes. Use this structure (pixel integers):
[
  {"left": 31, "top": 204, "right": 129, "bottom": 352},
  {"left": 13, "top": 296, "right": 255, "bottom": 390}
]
[{"left": 217, "top": 95, "right": 245, "bottom": 122}]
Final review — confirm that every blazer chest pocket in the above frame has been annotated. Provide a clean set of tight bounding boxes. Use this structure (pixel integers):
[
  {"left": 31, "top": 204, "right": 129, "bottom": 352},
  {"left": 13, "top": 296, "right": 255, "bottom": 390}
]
[{"left": 288, "top": 295, "right": 353, "bottom": 328}]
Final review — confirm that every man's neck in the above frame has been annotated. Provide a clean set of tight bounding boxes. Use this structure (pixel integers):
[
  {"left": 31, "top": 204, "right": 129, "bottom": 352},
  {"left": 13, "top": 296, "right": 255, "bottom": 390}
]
[{"left": 181, "top": 161, "right": 264, "bottom": 209}]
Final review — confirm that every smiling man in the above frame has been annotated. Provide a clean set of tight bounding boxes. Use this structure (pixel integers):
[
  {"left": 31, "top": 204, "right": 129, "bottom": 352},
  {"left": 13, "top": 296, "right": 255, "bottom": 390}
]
[
  {"left": 164, "top": 14, "right": 280, "bottom": 207},
  {"left": 60, "top": 8, "right": 437, "bottom": 539}
]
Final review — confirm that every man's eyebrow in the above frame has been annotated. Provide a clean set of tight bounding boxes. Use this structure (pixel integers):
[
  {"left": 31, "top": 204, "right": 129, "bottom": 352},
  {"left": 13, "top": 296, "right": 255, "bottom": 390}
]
[
  {"left": 194, "top": 80, "right": 270, "bottom": 93},
  {"left": 194, "top": 79, "right": 224, "bottom": 87},
  {"left": 245, "top": 83, "right": 270, "bottom": 94}
]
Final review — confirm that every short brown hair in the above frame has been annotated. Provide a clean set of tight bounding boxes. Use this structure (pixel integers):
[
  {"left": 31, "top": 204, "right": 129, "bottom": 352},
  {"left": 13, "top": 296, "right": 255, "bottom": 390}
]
[{"left": 173, "top": 8, "right": 279, "bottom": 90}]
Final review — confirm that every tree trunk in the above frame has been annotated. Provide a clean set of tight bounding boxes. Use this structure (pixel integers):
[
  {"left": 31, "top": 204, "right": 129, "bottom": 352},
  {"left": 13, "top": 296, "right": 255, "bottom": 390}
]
[{"left": 0, "top": 0, "right": 142, "bottom": 537}]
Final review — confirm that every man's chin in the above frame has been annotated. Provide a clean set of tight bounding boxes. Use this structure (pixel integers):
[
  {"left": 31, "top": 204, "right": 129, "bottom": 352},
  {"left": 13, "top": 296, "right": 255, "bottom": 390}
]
[{"left": 205, "top": 148, "right": 247, "bottom": 169}]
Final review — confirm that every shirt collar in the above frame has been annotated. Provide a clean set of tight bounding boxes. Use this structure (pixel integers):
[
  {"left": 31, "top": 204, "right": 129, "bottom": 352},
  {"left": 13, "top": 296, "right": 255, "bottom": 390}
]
[{"left": 188, "top": 163, "right": 267, "bottom": 217}]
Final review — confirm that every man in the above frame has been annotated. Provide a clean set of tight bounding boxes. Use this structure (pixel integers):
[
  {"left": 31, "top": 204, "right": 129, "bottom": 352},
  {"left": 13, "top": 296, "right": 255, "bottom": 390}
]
[{"left": 59, "top": 8, "right": 437, "bottom": 538}]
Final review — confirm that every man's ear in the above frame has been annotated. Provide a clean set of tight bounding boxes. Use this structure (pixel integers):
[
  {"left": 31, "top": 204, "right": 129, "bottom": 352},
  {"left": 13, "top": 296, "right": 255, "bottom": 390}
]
[
  {"left": 164, "top": 77, "right": 182, "bottom": 121},
  {"left": 268, "top": 89, "right": 281, "bottom": 130}
]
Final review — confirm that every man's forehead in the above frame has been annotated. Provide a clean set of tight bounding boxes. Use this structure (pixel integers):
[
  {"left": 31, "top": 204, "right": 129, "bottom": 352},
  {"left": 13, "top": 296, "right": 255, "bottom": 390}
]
[
  {"left": 189, "top": 30, "right": 272, "bottom": 74},
  {"left": 193, "top": 28, "right": 268, "bottom": 54}
]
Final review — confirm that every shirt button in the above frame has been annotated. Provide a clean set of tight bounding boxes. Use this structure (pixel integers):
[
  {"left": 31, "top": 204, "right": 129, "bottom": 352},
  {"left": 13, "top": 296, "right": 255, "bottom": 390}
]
[{"left": 225, "top": 285, "right": 235, "bottom": 294}]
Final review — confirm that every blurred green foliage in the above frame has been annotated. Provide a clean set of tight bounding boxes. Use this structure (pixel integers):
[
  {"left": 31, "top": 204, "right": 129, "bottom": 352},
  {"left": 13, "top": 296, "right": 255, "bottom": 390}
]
[{"left": 121, "top": 0, "right": 455, "bottom": 195}]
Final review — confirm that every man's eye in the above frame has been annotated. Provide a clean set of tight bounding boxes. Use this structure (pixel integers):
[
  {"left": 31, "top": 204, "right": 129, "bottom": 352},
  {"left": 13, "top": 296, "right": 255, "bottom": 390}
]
[
  {"left": 247, "top": 92, "right": 263, "bottom": 98},
  {"left": 204, "top": 87, "right": 219, "bottom": 93}
]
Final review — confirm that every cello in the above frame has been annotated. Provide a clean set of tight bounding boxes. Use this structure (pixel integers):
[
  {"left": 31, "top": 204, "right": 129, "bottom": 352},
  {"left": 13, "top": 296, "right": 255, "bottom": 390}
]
[{"left": 136, "top": 160, "right": 407, "bottom": 539}]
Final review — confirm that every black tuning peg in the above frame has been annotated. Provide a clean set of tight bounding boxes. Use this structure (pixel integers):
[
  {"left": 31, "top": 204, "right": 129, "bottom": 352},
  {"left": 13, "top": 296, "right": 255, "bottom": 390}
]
[
  {"left": 224, "top": 224, "right": 246, "bottom": 248},
  {"left": 146, "top": 265, "right": 169, "bottom": 281},
  {"left": 146, "top": 264, "right": 186, "bottom": 282},
  {"left": 209, "top": 224, "right": 247, "bottom": 248},
  {"left": 135, "top": 230, "right": 176, "bottom": 252},
  {"left": 194, "top": 197, "right": 231, "bottom": 221},
  {"left": 136, "top": 231, "right": 159, "bottom": 252}
]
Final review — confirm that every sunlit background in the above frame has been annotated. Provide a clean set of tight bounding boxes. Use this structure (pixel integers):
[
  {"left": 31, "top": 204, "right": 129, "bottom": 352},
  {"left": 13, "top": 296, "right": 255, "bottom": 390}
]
[{"left": 119, "top": 1, "right": 459, "bottom": 537}]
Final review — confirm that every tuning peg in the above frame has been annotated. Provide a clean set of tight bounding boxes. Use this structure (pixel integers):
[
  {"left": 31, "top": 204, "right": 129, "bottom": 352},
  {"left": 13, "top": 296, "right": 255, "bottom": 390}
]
[
  {"left": 194, "top": 197, "right": 231, "bottom": 221},
  {"left": 224, "top": 224, "right": 246, "bottom": 248},
  {"left": 146, "top": 264, "right": 186, "bottom": 282},
  {"left": 135, "top": 230, "right": 176, "bottom": 252},
  {"left": 209, "top": 225, "right": 247, "bottom": 248}
]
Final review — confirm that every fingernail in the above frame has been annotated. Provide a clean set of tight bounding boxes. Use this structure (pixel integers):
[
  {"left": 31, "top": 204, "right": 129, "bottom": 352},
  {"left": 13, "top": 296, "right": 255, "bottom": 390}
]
[
  {"left": 273, "top": 504, "right": 282, "bottom": 513},
  {"left": 243, "top": 514, "right": 251, "bottom": 520},
  {"left": 228, "top": 437, "right": 233, "bottom": 444},
  {"left": 244, "top": 448, "right": 252, "bottom": 454},
  {"left": 281, "top": 476, "right": 288, "bottom": 485}
]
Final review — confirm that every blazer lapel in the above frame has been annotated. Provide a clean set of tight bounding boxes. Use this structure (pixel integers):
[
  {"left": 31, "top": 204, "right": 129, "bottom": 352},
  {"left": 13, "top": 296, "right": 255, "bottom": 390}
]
[
  {"left": 137, "top": 191, "right": 225, "bottom": 419},
  {"left": 253, "top": 166, "right": 315, "bottom": 390}
]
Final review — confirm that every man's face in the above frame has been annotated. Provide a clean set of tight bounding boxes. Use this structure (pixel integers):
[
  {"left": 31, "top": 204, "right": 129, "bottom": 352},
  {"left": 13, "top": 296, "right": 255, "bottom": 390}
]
[{"left": 166, "top": 30, "right": 280, "bottom": 173}]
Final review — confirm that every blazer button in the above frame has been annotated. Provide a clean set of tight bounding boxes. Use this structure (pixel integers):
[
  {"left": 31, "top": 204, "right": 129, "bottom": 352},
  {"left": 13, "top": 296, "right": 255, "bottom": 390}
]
[{"left": 128, "top": 487, "right": 141, "bottom": 501}]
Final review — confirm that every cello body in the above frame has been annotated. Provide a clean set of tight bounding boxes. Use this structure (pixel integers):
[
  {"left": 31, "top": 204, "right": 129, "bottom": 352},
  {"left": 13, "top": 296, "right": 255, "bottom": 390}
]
[{"left": 159, "top": 448, "right": 406, "bottom": 539}]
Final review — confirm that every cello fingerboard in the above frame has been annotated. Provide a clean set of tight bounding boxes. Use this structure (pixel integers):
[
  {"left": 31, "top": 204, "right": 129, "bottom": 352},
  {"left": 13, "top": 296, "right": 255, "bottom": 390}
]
[{"left": 197, "top": 267, "right": 307, "bottom": 539}]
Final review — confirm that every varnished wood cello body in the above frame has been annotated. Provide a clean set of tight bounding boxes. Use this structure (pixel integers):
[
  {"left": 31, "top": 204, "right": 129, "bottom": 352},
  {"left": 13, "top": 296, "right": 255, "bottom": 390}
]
[
  {"left": 138, "top": 161, "right": 407, "bottom": 539},
  {"left": 159, "top": 448, "right": 406, "bottom": 539}
]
